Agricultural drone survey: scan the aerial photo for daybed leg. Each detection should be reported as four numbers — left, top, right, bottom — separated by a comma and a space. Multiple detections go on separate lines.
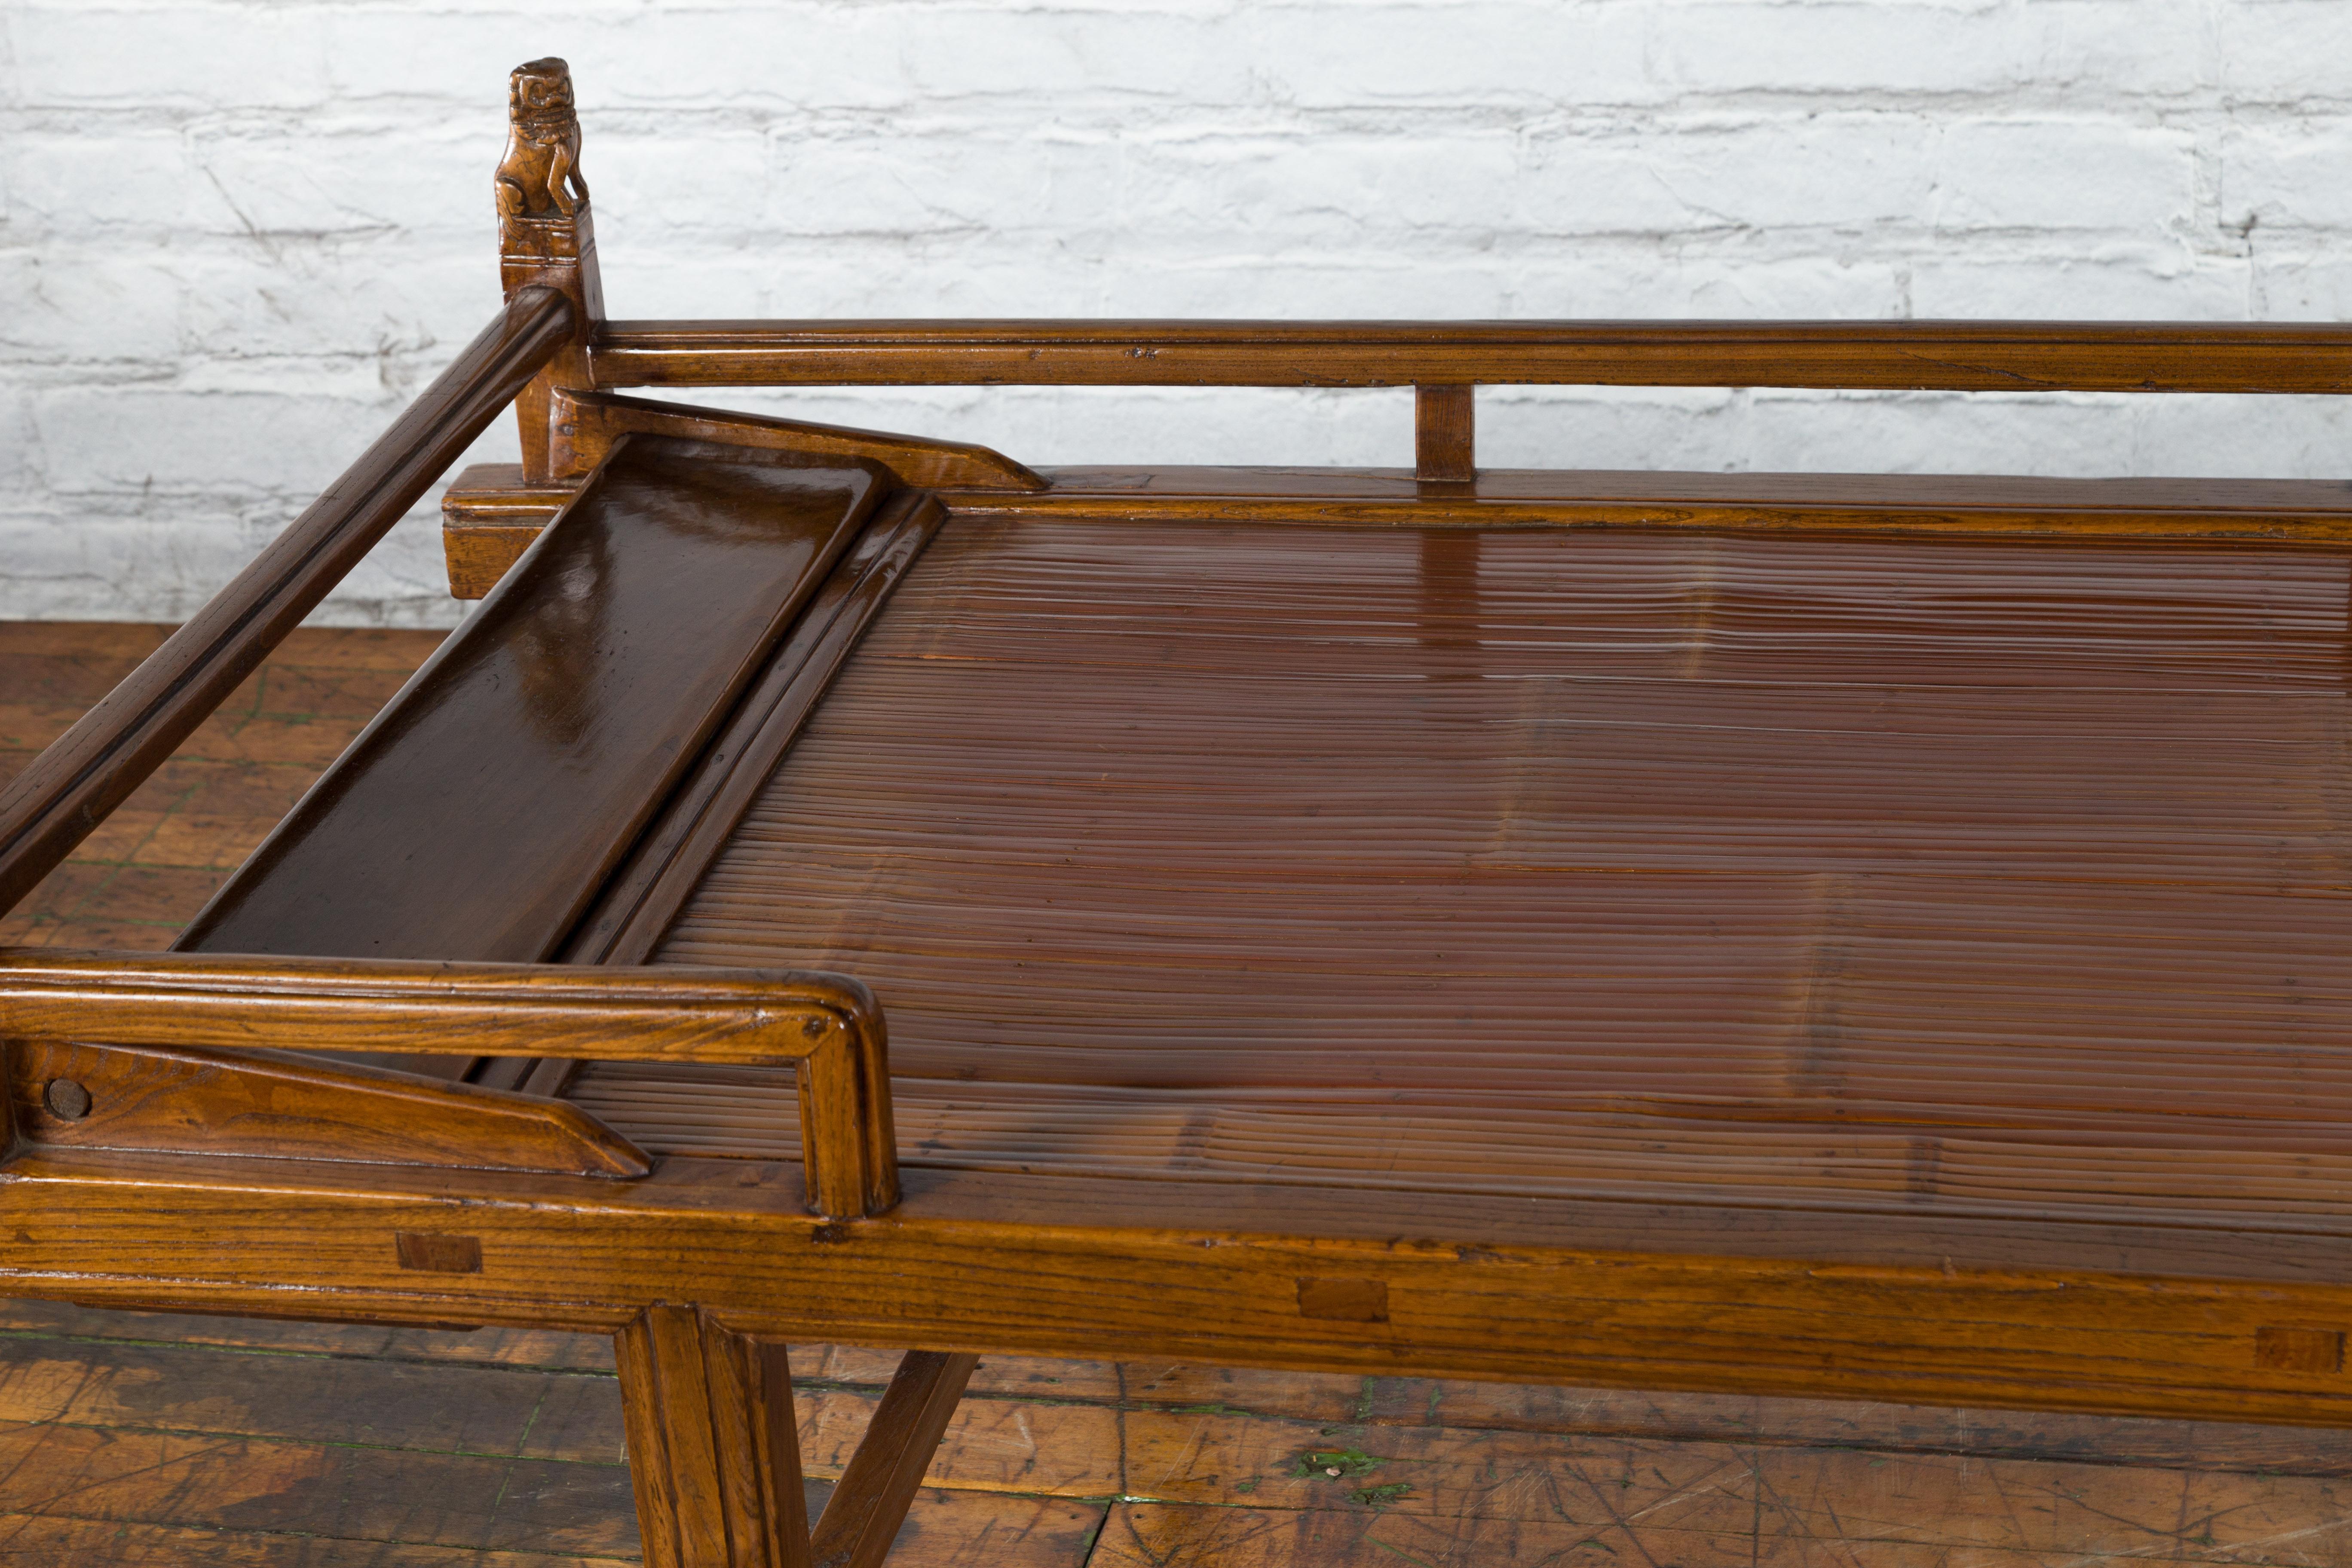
617, 1305, 812, 1568
808, 1350, 981, 1568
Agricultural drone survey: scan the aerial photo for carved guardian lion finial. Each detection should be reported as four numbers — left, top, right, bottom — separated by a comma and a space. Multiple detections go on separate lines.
496, 57, 588, 224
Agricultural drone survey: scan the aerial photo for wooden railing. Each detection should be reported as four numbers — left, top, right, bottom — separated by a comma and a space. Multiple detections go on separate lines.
0, 951, 899, 1219
588, 318, 2352, 394
0, 287, 576, 916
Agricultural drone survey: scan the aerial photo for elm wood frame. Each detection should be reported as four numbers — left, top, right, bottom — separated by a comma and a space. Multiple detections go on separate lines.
18, 51, 2352, 1568
0, 953, 898, 1221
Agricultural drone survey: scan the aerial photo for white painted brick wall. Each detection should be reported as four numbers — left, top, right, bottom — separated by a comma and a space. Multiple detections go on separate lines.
3, 0, 2349, 626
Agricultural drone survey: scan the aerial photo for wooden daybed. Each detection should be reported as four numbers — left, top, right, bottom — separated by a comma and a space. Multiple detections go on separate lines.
10, 58, 2352, 1567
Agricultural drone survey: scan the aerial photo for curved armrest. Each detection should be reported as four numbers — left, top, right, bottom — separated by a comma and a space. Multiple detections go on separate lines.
0, 951, 897, 1219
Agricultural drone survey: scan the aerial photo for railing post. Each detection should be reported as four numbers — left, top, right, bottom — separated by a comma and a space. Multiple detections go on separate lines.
496, 57, 606, 484
1415, 383, 1476, 482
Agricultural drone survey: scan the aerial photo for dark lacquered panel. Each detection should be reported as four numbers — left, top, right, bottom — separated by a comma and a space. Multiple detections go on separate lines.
181, 435, 879, 965
576, 520, 2352, 1229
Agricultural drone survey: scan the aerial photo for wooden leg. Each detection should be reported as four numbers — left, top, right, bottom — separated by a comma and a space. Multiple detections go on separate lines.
617, 1305, 812, 1568
809, 1350, 981, 1568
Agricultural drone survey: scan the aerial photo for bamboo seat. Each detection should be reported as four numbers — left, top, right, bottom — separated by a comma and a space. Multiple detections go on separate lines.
568, 518, 2352, 1239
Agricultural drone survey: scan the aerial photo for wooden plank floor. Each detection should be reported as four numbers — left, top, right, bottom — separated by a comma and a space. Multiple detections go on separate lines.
7, 619, 2352, 1566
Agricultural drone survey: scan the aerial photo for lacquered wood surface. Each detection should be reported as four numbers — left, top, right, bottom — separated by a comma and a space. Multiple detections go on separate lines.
24, 1144, 2352, 1424
966, 464, 2352, 539
0, 625, 450, 955
0, 288, 572, 918
444, 463, 2352, 605
591, 318, 2352, 392
581, 517, 2352, 1239
0, 949, 898, 1219
1412, 386, 1475, 482
441, 461, 582, 597
566, 490, 948, 972
619, 1305, 810, 1568
553, 391, 1042, 491
4, 1032, 650, 1179
55, 52, 2352, 1561
496, 57, 602, 485
181, 435, 881, 971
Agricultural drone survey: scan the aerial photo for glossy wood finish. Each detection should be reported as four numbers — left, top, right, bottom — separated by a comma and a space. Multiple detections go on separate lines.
445, 463, 2352, 602
35, 54, 2352, 1568
5, 1033, 649, 1179
564, 490, 947, 972
608, 520, 2352, 1239
619, 1305, 810, 1568
20, 1147, 2352, 1426
0, 624, 450, 957
551, 391, 1043, 492
441, 461, 579, 596
498, 58, 603, 485
1413, 384, 1474, 481
468, 481, 946, 1101
0, 949, 897, 1219
182, 436, 882, 979
592, 318, 2352, 392
958, 464, 2352, 538
0, 287, 572, 919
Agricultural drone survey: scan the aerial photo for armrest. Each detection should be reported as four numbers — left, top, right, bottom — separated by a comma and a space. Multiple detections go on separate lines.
0, 951, 897, 1220
0, 287, 574, 918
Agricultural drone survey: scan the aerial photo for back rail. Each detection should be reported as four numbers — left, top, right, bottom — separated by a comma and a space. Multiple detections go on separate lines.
591, 318, 2352, 395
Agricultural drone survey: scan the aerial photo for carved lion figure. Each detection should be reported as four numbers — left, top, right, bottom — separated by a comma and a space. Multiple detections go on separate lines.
496, 57, 589, 220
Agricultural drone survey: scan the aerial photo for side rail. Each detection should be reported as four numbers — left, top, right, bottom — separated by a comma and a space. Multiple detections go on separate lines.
0, 952, 899, 1220
0, 287, 575, 915
584, 318, 2352, 487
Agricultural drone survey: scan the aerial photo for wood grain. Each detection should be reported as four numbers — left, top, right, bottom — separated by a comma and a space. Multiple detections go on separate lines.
956, 463, 2352, 539
619, 519, 2352, 1238
23, 1146, 2352, 1425
497, 57, 602, 486
33, 52, 2352, 1556
442, 463, 580, 597
446, 465, 2352, 601
0, 288, 571, 918
1118, 1406, 2352, 1547
0, 1418, 638, 1556
181, 436, 883, 983
1090, 1501, 2330, 1568
551, 392, 1042, 493
0, 951, 897, 1219
617, 1305, 808, 1568
0, 623, 436, 950
589, 318, 2352, 392
0, 1519, 638, 1568
564, 491, 946, 972
4, 1033, 649, 1179
22, 1284, 2352, 1567
1413, 385, 1474, 481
